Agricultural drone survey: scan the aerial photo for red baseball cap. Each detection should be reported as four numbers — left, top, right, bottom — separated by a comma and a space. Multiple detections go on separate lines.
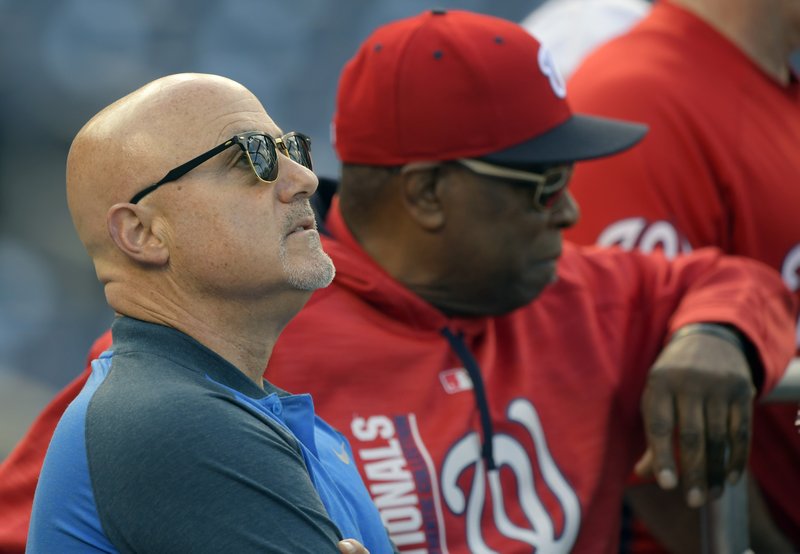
333, 9, 647, 167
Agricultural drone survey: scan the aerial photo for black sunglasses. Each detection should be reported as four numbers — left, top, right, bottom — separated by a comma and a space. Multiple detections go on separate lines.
129, 131, 312, 204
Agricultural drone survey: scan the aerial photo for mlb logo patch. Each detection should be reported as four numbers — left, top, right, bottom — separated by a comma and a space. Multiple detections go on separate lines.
439, 368, 473, 394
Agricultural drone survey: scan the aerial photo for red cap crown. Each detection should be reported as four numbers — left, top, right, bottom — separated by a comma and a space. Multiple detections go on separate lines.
333, 10, 572, 165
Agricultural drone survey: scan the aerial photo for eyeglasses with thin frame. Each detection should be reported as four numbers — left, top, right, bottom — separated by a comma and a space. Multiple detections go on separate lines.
402, 158, 573, 211
128, 131, 313, 204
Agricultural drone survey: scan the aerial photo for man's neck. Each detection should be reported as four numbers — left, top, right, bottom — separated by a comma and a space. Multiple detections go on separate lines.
671, 0, 794, 85
111, 288, 308, 386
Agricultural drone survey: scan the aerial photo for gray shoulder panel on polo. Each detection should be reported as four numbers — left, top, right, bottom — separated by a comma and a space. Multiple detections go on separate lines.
85, 317, 342, 553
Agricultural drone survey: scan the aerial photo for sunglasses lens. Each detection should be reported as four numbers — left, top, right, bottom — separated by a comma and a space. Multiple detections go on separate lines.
283, 134, 313, 171
246, 136, 278, 181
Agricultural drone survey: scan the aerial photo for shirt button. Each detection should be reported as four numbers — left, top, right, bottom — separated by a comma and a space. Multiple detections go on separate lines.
271, 402, 283, 416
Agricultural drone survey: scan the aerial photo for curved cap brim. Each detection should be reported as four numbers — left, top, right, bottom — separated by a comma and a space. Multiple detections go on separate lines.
480, 114, 648, 167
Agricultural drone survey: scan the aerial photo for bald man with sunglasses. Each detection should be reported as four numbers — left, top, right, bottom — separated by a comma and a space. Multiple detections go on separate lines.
25, 73, 393, 554
1, 10, 797, 554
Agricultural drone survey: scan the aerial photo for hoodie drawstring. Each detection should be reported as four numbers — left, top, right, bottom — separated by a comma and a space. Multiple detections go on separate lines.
441, 327, 497, 471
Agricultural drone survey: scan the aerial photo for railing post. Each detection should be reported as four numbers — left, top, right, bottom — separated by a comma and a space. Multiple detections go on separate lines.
700, 474, 751, 554
764, 357, 800, 402
700, 355, 800, 554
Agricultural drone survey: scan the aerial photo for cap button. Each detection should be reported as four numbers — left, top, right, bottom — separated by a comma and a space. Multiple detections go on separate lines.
431, 8, 447, 15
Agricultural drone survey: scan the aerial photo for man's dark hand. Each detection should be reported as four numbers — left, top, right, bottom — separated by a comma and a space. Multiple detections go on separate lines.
640, 328, 755, 508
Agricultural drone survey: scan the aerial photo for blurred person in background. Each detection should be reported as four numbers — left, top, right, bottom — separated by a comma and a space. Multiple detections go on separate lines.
565, 0, 800, 551
25, 72, 391, 554
1, 9, 798, 553
521, 0, 651, 79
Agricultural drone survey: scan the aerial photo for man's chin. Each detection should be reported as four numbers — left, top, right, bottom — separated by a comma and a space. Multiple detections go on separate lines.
284, 253, 336, 291
496, 272, 558, 315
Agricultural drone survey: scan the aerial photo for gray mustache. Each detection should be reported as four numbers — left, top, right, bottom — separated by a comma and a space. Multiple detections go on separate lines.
283, 200, 317, 234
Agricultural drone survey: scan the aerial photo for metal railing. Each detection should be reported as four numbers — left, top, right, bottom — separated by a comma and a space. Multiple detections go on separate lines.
700, 357, 800, 554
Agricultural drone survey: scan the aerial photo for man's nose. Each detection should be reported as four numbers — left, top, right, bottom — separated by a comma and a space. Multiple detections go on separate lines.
552, 190, 580, 229
275, 156, 318, 203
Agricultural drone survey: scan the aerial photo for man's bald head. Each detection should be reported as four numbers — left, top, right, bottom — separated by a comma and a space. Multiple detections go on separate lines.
63, 71, 330, 375
66, 73, 267, 259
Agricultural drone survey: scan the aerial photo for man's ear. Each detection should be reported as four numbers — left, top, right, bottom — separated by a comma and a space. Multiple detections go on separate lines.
401, 168, 446, 231
106, 203, 169, 266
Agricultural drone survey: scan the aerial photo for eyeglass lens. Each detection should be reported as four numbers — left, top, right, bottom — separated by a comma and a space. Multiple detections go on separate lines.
535, 167, 572, 210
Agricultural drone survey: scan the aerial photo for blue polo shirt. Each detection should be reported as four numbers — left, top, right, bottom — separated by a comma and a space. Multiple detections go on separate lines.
28, 316, 394, 553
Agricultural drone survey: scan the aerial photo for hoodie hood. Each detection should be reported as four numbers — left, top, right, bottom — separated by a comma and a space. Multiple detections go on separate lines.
318, 196, 491, 338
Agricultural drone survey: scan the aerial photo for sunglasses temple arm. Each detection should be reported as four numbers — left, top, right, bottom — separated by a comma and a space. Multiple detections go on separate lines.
158, 140, 236, 186
129, 140, 239, 204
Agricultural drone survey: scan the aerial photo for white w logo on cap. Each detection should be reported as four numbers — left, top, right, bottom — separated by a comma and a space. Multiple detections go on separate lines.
538, 45, 567, 99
